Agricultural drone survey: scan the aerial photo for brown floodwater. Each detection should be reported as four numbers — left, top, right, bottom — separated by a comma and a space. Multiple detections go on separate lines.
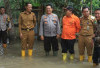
0, 40, 99, 68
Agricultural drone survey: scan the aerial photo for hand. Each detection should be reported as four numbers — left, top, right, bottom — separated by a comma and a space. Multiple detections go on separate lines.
40, 36, 44, 40
7, 28, 11, 31
56, 34, 60, 39
76, 33, 79, 36
76, 33, 79, 38
20, 33, 23, 39
92, 34, 95, 38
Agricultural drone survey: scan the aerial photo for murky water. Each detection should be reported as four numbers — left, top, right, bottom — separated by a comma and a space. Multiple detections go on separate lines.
0, 40, 99, 68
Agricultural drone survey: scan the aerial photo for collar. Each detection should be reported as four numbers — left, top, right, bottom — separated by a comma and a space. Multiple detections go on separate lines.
97, 20, 100, 23
65, 14, 74, 18
24, 11, 31, 14
46, 13, 53, 16
70, 14, 74, 18
83, 15, 91, 20
0, 13, 5, 16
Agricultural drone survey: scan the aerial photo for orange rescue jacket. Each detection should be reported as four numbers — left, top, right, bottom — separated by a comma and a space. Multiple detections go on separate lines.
61, 14, 81, 40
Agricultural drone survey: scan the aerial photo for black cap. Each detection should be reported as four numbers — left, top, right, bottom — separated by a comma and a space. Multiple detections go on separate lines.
66, 6, 73, 11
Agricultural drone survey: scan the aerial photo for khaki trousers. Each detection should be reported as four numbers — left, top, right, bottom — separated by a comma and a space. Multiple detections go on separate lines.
78, 35, 93, 56
21, 30, 35, 50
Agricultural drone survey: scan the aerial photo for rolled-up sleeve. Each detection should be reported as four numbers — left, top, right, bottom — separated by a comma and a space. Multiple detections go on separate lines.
7, 15, 12, 29
39, 16, 44, 36
8, 22, 11, 29
93, 18, 97, 34
33, 13, 36, 27
18, 13, 22, 33
75, 17, 81, 33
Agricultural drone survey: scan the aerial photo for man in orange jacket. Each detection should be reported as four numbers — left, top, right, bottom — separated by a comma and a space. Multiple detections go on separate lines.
61, 6, 81, 62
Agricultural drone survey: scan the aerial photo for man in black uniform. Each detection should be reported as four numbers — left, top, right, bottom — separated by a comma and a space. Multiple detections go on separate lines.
0, 7, 11, 54
93, 8, 100, 67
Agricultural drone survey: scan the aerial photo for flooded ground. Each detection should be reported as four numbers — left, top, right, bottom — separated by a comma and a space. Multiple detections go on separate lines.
0, 40, 99, 68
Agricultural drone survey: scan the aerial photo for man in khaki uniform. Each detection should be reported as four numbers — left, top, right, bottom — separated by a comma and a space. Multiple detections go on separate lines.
78, 6, 97, 62
19, 3, 36, 57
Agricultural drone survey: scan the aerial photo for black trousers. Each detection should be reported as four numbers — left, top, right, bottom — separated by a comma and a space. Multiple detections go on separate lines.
61, 39, 76, 54
44, 36, 59, 52
0, 30, 7, 44
93, 43, 100, 64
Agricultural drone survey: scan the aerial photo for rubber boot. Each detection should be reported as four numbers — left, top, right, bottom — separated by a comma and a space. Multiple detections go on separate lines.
21, 50, 25, 57
53, 51, 58, 56
62, 53, 67, 62
3, 44, 7, 55
70, 54, 74, 60
3, 44, 7, 48
45, 51, 49, 56
88, 56, 92, 62
28, 49, 33, 57
93, 63, 99, 67
80, 55, 84, 61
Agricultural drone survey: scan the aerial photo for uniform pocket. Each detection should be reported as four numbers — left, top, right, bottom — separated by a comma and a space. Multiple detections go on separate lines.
44, 21, 48, 24
52, 20, 57, 27
52, 18, 57, 24
29, 15, 33, 21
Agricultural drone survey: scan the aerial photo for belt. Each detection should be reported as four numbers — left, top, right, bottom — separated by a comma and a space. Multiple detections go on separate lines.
94, 45, 100, 47
79, 35, 92, 37
21, 28, 34, 31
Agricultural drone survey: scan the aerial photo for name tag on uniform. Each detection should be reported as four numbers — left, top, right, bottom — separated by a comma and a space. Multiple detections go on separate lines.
87, 22, 89, 30
44, 20, 47, 24
3, 16, 7, 23
87, 26, 89, 30
44, 16, 47, 24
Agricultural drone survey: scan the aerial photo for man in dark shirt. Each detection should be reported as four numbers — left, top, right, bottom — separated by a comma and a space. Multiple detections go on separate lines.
93, 8, 100, 67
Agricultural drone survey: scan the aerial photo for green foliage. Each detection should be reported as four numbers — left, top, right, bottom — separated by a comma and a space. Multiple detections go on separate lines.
0, 0, 100, 18
88, 0, 100, 11
38, 0, 68, 17
0, 0, 4, 7
24, 0, 40, 7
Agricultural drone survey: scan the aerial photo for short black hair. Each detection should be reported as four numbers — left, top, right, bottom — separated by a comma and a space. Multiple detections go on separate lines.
25, 2, 32, 7
46, 4, 53, 8
95, 8, 100, 11
82, 6, 89, 12
66, 6, 74, 13
0, 6, 5, 9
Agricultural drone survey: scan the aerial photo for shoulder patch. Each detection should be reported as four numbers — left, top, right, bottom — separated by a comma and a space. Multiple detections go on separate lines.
63, 16, 66, 18
20, 12, 24, 16
44, 16, 47, 19
91, 16, 95, 19
31, 12, 35, 15
53, 16, 56, 18
52, 13, 57, 17
20, 12, 24, 14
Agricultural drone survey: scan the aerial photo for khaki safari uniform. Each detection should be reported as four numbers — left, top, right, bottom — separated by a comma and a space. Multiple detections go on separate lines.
19, 11, 36, 50
78, 15, 96, 56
